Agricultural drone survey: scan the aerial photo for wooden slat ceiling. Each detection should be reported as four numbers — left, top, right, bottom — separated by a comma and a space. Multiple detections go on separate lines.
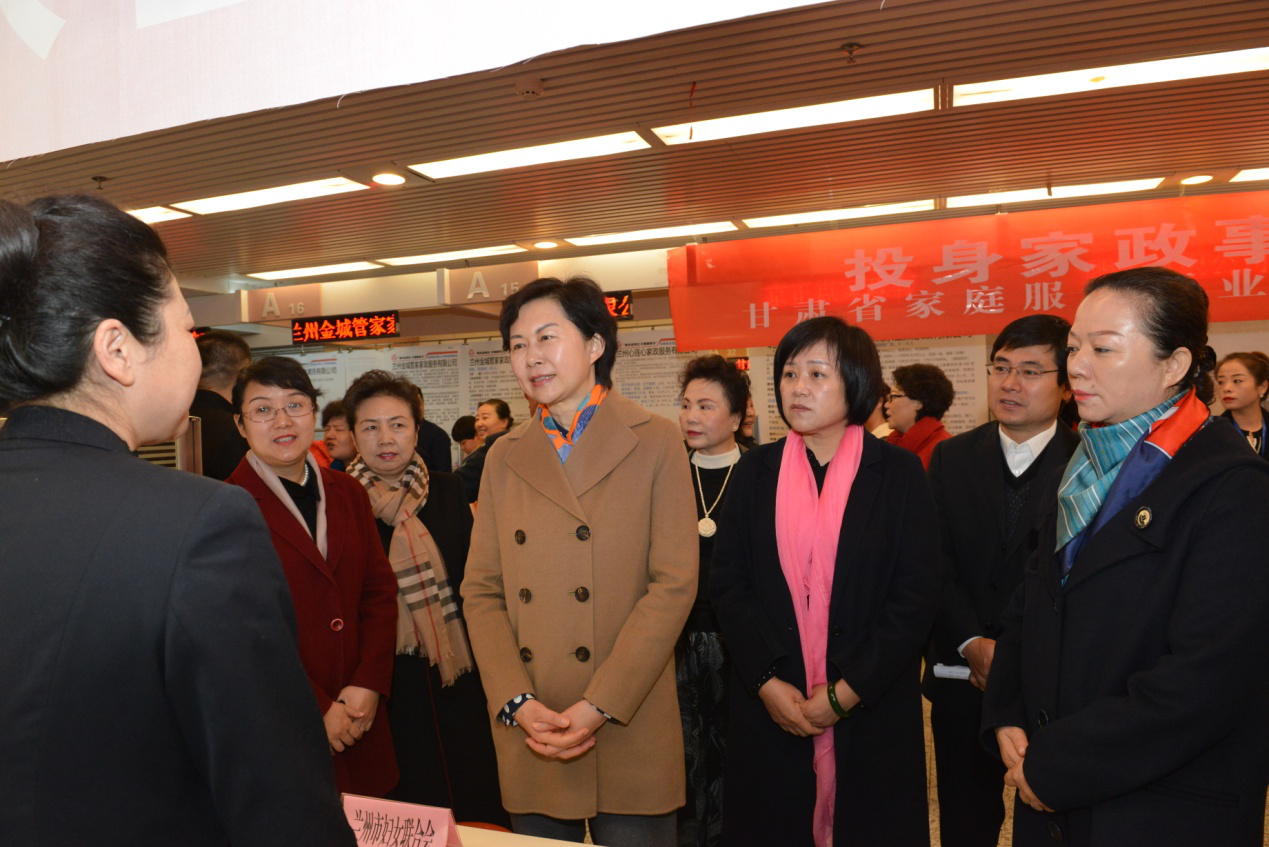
3, 0, 1268, 289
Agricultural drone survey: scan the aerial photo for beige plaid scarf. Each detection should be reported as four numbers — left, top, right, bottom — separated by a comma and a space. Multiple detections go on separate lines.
348, 453, 472, 685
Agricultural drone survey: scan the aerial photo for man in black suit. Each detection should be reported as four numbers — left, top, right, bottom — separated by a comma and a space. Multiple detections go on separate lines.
411, 389, 454, 473
190, 329, 252, 480
924, 314, 1077, 847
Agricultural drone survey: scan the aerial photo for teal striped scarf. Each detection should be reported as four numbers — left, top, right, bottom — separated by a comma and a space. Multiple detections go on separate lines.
1056, 393, 1182, 551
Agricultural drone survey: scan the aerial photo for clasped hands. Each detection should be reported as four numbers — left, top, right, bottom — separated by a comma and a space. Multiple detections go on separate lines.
757, 676, 860, 737
995, 726, 1055, 813
516, 699, 608, 760
324, 685, 380, 754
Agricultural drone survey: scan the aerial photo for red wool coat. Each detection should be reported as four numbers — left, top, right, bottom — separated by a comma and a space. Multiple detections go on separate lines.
887, 415, 952, 470
229, 458, 400, 797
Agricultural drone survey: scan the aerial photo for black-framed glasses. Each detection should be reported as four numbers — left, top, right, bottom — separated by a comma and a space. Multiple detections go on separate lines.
243, 400, 315, 423
886, 392, 907, 402
986, 364, 1060, 381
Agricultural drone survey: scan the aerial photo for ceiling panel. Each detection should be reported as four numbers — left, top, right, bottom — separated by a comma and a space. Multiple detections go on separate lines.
2, 0, 1267, 287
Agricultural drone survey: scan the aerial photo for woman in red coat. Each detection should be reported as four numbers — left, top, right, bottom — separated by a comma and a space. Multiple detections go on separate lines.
229, 356, 400, 797
885, 363, 955, 469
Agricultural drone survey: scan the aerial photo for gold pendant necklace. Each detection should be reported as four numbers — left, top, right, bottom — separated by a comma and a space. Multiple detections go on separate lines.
694, 454, 736, 538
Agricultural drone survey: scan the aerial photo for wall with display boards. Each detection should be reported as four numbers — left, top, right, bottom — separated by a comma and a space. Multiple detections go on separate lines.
279, 326, 1010, 467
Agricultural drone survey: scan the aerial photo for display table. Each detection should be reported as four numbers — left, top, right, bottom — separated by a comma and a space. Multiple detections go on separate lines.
456, 825, 594, 846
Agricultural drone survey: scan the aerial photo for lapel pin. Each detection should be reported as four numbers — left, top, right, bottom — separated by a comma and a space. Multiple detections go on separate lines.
1134, 507, 1152, 530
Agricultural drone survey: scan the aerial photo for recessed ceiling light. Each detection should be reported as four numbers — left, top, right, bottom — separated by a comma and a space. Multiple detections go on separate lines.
376, 245, 527, 266
171, 177, 368, 215
1179, 174, 1214, 185
127, 206, 191, 224
1231, 167, 1269, 182
408, 132, 650, 180
953, 46, 1269, 106
247, 261, 384, 281
652, 89, 935, 145
567, 222, 737, 247
946, 177, 1164, 208
744, 199, 936, 229
533, 240, 561, 249
371, 172, 407, 186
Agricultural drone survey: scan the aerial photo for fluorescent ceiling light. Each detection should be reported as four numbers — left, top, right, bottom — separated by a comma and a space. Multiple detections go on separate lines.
652, 89, 935, 145
172, 177, 368, 215
247, 261, 383, 281
128, 206, 191, 224
744, 199, 936, 229
946, 177, 1164, 209
953, 46, 1269, 106
567, 221, 737, 247
408, 132, 649, 179
1179, 174, 1214, 185
377, 245, 526, 266
1231, 167, 1269, 182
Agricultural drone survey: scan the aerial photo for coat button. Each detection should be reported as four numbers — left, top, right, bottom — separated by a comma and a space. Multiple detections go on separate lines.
514, 529, 526, 544
574, 646, 591, 662
1048, 820, 1063, 843
829, 625, 843, 636
574, 586, 590, 602
330, 618, 344, 632
518, 588, 532, 603
575, 525, 591, 541
519, 647, 533, 662
1037, 709, 1049, 728
989, 581, 998, 591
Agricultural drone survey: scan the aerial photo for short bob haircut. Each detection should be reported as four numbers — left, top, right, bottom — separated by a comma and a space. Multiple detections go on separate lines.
892, 363, 955, 422
451, 415, 477, 443
1085, 267, 1215, 404
679, 354, 751, 417
773, 316, 883, 428
499, 276, 619, 388
231, 356, 321, 415
321, 399, 349, 428
478, 398, 514, 429
0, 193, 172, 413
991, 314, 1073, 384
343, 369, 424, 428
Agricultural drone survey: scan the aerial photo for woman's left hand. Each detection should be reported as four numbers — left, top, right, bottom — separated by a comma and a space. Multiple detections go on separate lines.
802, 680, 860, 728
337, 685, 380, 736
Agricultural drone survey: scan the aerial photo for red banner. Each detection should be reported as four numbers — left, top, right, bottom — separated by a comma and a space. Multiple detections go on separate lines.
667, 191, 1269, 351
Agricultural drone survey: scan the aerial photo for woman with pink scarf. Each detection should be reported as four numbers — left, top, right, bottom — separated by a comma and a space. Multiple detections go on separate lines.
711, 317, 939, 847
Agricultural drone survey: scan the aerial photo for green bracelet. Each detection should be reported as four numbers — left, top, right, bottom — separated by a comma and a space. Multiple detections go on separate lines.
825, 679, 854, 719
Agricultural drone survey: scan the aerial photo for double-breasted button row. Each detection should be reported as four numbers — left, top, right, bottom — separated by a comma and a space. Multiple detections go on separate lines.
520, 647, 533, 662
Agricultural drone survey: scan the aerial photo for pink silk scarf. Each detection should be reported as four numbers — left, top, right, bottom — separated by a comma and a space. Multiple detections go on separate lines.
775, 425, 865, 847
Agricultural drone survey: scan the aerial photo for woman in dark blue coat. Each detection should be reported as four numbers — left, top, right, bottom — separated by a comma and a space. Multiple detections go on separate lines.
982, 267, 1269, 847
711, 317, 938, 847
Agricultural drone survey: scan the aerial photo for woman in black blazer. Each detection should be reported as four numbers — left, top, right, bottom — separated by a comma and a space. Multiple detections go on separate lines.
0, 194, 352, 846
711, 317, 938, 847
982, 267, 1269, 847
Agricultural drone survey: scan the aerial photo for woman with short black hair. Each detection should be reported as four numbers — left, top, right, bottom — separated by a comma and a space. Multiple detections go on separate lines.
885, 362, 955, 468
983, 267, 1269, 846
229, 356, 400, 798
0, 194, 353, 845
711, 316, 938, 847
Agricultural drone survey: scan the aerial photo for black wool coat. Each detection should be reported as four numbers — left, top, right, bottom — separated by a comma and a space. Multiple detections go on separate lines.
710, 433, 939, 847
982, 420, 1269, 847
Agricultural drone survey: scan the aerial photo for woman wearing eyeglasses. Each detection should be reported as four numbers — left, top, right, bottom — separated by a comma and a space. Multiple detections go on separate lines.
229, 356, 400, 797
885, 363, 955, 469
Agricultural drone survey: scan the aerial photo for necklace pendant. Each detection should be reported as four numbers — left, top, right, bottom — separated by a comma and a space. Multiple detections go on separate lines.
698, 517, 717, 538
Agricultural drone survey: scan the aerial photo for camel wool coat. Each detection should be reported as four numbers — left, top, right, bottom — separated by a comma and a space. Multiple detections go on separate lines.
461, 390, 698, 819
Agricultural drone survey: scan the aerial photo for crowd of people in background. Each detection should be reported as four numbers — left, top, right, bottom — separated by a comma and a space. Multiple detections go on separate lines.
3, 193, 1268, 847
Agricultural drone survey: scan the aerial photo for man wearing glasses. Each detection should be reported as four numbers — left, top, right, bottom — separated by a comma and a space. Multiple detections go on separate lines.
923, 314, 1077, 847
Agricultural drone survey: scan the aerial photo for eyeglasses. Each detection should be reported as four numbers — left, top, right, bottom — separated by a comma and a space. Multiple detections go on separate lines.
986, 364, 1060, 381
243, 399, 315, 423
886, 392, 907, 402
